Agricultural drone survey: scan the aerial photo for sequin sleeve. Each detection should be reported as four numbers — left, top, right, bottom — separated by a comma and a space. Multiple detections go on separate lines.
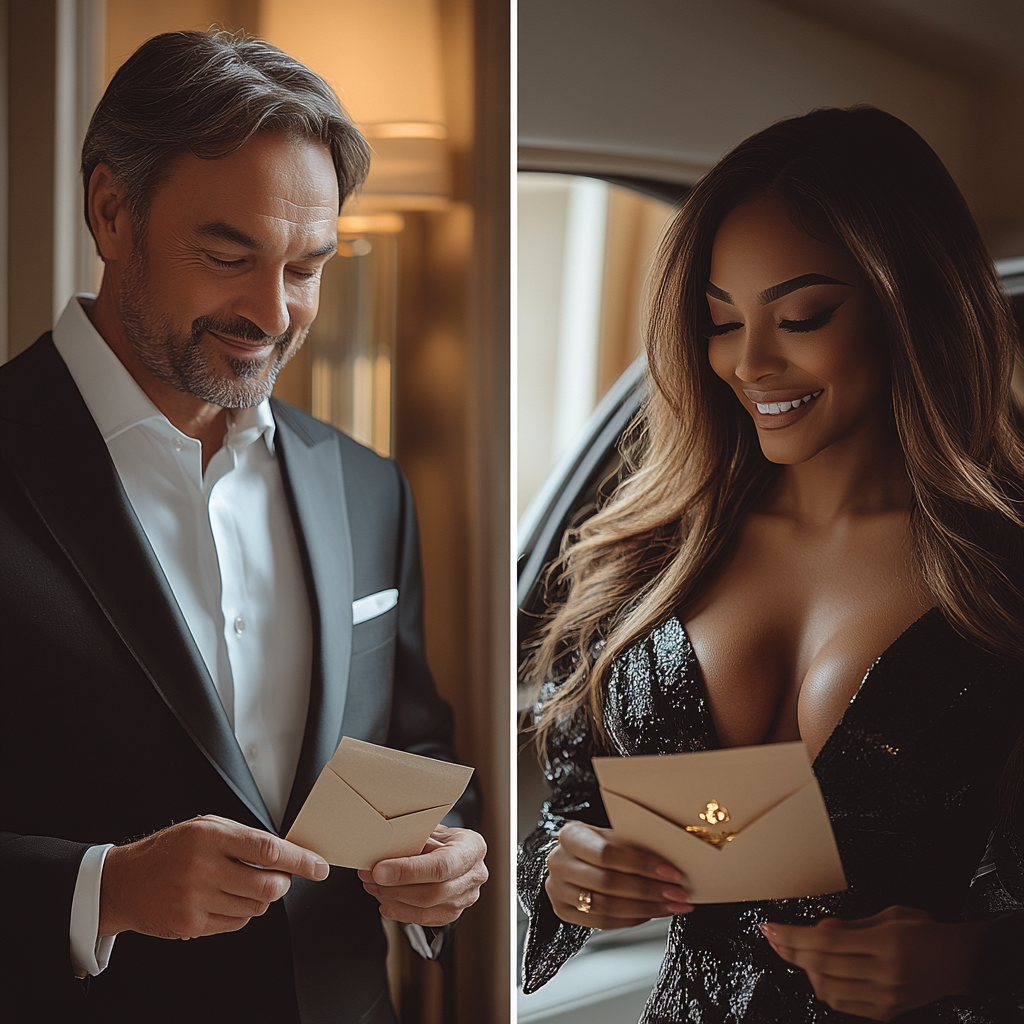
960, 740, 1024, 1015
518, 682, 611, 994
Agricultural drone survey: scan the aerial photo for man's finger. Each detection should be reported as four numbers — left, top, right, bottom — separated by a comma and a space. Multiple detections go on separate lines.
377, 900, 465, 928
371, 828, 485, 886
362, 878, 467, 909
229, 828, 330, 882
220, 861, 294, 904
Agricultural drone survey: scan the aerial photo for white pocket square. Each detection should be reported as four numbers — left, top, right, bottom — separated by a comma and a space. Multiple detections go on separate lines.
352, 588, 398, 624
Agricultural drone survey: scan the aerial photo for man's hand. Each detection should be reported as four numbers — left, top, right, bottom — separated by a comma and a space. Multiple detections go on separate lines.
357, 825, 487, 927
98, 814, 330, 940
762, 905, 986, 1022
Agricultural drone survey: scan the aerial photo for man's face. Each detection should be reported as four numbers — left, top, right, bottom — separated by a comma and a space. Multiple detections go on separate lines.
118, 132, 339, 408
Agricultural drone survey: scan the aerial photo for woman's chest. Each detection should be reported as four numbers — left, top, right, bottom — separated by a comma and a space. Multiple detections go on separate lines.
683, 514, 933, 758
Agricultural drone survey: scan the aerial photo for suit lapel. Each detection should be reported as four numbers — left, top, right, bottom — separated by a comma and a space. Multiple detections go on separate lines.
272, 403, 354, 835
0, 338, 274, 830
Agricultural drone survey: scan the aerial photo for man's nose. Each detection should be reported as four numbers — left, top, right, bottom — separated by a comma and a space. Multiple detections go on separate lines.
234, 271, 291, 339
733, 324, 786, 382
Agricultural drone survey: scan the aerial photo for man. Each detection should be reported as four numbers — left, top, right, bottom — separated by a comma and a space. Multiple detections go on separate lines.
0, 30, 486, 1024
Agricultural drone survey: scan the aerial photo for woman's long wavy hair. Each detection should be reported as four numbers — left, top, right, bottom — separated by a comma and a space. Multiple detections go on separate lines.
526, 106, 1024, 759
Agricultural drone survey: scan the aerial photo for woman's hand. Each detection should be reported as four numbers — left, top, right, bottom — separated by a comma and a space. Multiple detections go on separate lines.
762, 905, 986, 1021
545, 821, 693, 929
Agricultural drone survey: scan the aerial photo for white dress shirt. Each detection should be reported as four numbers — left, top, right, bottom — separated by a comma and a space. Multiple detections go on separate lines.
53, 295, 313, 975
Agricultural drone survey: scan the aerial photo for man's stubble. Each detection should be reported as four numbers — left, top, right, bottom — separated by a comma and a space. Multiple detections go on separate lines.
118, 241, 306, 409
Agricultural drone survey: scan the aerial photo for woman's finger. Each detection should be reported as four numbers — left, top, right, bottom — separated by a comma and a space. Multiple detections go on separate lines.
546, 880, 666, 929
769, 941, 879, 982
546, 844, 690, 905
546, 874, 686, 920
763, 920, 879, 957
557, 821, 686, 883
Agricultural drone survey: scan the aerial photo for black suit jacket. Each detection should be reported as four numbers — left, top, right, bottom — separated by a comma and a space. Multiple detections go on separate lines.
0, 336, 474, 1023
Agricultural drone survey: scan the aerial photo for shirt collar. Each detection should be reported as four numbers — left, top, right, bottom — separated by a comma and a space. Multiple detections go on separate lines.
51, 295, 276, 454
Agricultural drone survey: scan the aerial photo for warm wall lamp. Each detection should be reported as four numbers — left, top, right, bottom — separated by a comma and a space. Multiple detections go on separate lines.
261, 0, 452, 454
261, 0, 452, 212
357, 122, 452, 211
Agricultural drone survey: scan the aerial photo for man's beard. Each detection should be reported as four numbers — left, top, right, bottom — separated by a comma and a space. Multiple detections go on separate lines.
118, 245, 304, 409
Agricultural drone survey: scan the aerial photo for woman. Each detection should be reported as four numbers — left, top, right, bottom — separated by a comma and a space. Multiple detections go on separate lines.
519, 106, 1024, 1022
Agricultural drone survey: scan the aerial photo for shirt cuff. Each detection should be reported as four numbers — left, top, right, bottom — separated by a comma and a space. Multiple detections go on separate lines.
70, 844, 117, 978
402, 922, 446, 960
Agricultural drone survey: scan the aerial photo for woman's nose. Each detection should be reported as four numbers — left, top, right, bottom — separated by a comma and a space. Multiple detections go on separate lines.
733, 324, 787, 382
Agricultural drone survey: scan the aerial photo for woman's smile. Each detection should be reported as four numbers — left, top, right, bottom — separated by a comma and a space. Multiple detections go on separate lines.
745, 387, 823, 422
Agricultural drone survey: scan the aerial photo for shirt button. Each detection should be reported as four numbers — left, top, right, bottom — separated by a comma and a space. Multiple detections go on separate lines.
234, 617, 245, 634
171, 437, 184, 452
246, 744, 258, 761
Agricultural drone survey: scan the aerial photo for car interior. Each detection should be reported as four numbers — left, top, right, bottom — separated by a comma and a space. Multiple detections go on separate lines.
517, 3, 1024, 1020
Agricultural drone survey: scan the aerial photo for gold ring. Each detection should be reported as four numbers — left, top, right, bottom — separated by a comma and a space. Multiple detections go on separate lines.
577, 889, 593, 914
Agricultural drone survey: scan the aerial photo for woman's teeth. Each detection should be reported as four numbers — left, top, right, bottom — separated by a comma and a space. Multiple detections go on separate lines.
756, 390, 822, 415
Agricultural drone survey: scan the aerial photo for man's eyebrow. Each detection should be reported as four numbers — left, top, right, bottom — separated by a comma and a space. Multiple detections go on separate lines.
706, 273, 852, 306
301, 241, 338, 260
195, 223, 337, 261
196, 221, 263, 251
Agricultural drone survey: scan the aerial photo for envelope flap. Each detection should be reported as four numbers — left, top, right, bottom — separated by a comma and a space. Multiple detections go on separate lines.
385, 804, 455, 856
593, 741, 812, 831
326, 736, 474, 819
285, 764, 394, 867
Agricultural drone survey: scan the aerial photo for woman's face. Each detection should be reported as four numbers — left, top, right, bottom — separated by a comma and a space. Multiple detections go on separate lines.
706, 196, 889, 466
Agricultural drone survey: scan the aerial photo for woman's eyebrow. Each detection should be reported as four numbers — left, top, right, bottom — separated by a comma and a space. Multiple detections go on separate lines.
759, 273, 852, 304
706, 273, 852, 306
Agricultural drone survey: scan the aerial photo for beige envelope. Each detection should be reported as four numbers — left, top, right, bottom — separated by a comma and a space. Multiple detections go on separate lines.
592, 742, 847, 903
285, 737, 474, 870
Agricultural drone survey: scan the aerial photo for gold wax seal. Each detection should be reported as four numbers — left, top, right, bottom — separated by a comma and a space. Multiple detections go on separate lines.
684, 799, 737, 849
698, 800, 729, 825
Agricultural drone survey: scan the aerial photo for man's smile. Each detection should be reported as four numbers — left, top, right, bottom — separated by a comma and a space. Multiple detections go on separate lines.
204, 328, 278, 359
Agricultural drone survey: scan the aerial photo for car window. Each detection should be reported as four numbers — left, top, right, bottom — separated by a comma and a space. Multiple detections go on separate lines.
518, 172, 675, 517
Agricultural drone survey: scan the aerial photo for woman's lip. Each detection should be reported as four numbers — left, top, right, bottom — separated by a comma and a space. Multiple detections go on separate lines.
749, 391, 821, 430
206, 330, 275, 358
742, 387, 821, 403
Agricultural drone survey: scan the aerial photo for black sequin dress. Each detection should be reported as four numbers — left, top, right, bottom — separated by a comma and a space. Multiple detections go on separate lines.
519, 610, 1024, 1022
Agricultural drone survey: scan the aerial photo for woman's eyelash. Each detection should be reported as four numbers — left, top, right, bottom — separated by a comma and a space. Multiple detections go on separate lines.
778, 304, 841, 333
703, 302, 843, 338
703, 321, 741, 338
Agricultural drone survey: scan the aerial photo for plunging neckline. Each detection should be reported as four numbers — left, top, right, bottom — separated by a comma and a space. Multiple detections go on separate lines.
674, 605, 942, 769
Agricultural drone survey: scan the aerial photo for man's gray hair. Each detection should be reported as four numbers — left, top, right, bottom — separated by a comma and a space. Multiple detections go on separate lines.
81, 29, 370, 237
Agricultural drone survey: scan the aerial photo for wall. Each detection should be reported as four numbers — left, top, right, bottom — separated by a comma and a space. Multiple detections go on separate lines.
5, 3, 56, 359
